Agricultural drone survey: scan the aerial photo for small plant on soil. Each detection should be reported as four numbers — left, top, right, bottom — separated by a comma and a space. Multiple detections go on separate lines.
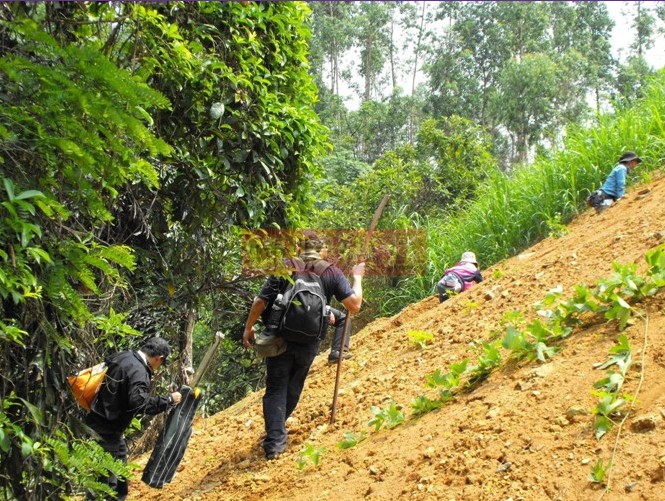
296, 443, 325, 470
426, 360, 468, 390
467, 341, 502, 385
545, 212, 569, 238
461, 299, 480, 315
411, 361, 468, 415
337, 431, 366, 450
368, 401, 404, 431
492, 268, 504, 279
410, 394, 444, 416
645, 244, 665, 280
525, 319, 562, 361
592, 392, 626, 440
588, 458, 612, 485
407, 329, 435, 349
591, 334, 632, 440
594, 262, 647, 330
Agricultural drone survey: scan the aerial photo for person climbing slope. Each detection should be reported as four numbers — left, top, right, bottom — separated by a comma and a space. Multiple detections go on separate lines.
436, 251, 483, 303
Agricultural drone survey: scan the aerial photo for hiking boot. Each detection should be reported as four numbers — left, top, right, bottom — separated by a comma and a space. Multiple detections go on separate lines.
266, 450, 283, 460
328, 351, 352, 363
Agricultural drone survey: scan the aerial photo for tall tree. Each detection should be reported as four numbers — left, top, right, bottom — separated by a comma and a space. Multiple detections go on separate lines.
570, 2, 615, 113
495, 1, 551, 61
307, 1, 356, 98
0, 2, 328, 498
490, 53, 560, 163
629, 0, 656, 57
433, 1, 510, 126
354, 1, 392, 103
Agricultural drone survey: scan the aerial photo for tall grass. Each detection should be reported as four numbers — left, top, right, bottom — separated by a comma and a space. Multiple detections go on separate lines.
399, 70, 665, 305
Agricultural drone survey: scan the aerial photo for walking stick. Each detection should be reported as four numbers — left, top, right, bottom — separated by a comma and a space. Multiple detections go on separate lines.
330, 195, 389, 424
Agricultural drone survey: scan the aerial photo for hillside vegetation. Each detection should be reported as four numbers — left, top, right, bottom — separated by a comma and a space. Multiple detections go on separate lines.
132, 171, 665, 500
2, 4, 665, 498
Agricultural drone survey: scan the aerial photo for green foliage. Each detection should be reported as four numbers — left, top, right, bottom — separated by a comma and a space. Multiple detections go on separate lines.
594, 262, 646, 330
501, 326, 536, 361
545, 213, 569, 238
414, 116, 499, 214
467, 342, 502, 385
588, 458, 612, 485
0, 395, 129, 499
296, 443, 325, 470
193, 326, 261, 415
0, 10, 172, 497
426, 360, 468, 390
45, 433, 131, 498
0, 2, 329, 497
367, 401, 405, 432
592, 392, 626, 440
337, 431, 367, 450
591, 335, 632, 441
410, 395, 444, 417
407, 330, 435, 349
490, 53, 561, 161
0, 179, 49, 307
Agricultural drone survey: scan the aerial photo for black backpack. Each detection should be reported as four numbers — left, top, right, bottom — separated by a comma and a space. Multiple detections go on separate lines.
277, 257, 331, 344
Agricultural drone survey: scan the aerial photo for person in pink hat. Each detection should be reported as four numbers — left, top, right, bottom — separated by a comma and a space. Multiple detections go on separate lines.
436, 251, 484, 303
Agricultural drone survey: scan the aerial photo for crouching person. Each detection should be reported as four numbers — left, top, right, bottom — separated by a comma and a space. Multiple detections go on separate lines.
85, 337, 182, 500
436, 251, 483, 303
587, 151, 642, 213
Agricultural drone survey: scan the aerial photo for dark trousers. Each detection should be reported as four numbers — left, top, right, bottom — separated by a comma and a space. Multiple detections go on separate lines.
86, 434, 128, 500
329, 307, 350, 354
436, 284, 453, 303
262, 341, 319, 455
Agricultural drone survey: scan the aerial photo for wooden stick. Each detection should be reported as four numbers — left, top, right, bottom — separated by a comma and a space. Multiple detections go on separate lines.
330, 195, 389, 424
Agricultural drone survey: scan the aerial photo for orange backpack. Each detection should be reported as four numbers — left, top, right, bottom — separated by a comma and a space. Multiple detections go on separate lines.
68, 362, 108, 411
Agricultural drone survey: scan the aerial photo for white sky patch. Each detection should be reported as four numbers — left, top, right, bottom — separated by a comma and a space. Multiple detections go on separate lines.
605, 0, 664, 68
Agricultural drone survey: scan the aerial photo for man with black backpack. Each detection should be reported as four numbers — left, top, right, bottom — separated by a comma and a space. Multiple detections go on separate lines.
242, 232, 365, 460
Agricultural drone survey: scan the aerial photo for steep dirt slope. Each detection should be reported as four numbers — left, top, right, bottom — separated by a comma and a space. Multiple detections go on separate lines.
132, 173, 665, 501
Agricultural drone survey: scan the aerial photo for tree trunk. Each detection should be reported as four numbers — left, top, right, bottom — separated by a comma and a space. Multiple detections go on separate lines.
179, 307, 196, 385
364, 35, 373, 102
408, 2, 427, 142
389, 14, 396, 91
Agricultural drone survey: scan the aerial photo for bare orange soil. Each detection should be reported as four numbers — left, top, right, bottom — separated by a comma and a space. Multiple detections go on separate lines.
131, 173, 665, 501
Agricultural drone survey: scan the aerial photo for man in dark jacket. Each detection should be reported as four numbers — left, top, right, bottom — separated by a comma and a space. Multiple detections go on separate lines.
85, 337, 182, 500
243, 233, 365, 460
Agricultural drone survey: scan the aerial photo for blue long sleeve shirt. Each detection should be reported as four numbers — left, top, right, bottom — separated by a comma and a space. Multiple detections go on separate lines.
601, 163, 628, 199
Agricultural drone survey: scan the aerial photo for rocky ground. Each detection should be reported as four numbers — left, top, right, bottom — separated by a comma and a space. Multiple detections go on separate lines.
131, 172, 665, 501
